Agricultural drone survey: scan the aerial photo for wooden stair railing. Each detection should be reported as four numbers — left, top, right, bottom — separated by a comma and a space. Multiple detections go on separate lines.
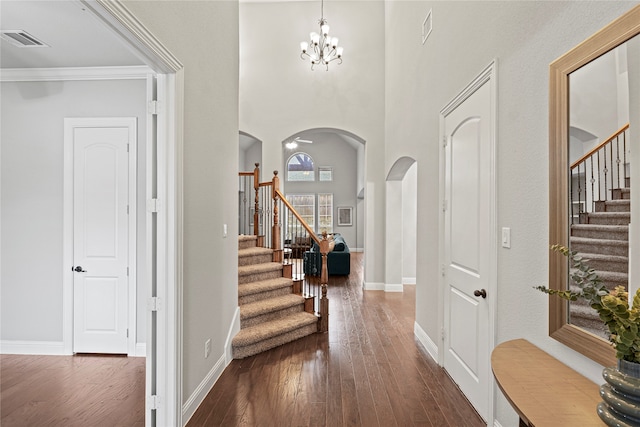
570, 123, 629, 224
238, 164, 330, 332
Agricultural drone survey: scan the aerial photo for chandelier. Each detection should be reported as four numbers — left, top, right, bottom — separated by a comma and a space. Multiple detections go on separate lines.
299, 0, 343, 70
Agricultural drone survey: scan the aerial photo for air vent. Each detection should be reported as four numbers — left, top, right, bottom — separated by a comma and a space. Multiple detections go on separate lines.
0, 30, 49, 48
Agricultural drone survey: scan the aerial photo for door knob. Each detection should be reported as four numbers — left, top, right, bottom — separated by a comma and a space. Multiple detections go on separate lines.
474, 289, 487, 299
73, 266, 87, 273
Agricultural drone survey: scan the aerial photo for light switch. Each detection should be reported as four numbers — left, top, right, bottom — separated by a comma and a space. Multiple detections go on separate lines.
502, 227, 511, 249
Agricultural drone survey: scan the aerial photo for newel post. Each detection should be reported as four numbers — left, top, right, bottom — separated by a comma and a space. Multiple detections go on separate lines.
272, 171, 281, 250
319, 231, 330, 332
253, 163, 260, 236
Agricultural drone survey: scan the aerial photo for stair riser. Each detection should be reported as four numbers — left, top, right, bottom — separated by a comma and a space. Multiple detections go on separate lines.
232, 322, 318, 359
238, 253, 273, 266
571, 228, 628, 241
572, 278, 628, 290
239, 286, 293, 305
242, 304, 305, 328
238, 239, 257, 250
570, 241, 629, 257
587, 215, 630, 226
239, 270, 283, 285
612, 188, 631, 200
595, 202, 631, 213
578, 258, 628, 273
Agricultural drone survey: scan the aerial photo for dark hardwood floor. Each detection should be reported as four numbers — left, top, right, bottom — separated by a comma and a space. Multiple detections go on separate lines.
0, 352, 145, 426
187, 253, 485, 427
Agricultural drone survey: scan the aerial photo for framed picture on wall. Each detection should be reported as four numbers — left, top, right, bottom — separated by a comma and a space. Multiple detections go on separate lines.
337, 207, 353, 226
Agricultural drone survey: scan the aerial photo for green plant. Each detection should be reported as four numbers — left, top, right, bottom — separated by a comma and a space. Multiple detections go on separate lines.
535, 244, 640, 363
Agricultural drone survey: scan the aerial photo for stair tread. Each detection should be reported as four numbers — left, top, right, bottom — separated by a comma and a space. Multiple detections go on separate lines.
571, 224, 629, 230
239, 247, 273, 257
238, 262, 283, 276
587, 212, 630, 217
573, 252, 628, 262
232, 312, 318, 347
570, 236, 629, 246
238, 277, 293, 297
240, 294, 305, 319
238, 234, 258, 242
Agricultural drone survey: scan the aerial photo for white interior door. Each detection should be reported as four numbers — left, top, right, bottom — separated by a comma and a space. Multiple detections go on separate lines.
441, 66, 495, 422
72, 118, 136, 354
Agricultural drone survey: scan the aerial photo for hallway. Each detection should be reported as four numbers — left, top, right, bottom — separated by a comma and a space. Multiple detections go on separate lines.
188, 253, 485, 426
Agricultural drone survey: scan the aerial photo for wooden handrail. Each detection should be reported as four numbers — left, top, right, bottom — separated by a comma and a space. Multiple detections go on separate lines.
570, 123, 629, 169
274, 188, 322, 247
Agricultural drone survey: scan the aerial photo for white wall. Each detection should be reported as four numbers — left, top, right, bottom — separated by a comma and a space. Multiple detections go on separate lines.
402, 162, 417, 283
0, 78, 147, 347
122, 0, 240, 414
240, 1, 386, 286
384, 1, 638, 425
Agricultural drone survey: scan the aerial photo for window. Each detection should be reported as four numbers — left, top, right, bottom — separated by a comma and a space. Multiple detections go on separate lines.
318, 193, 333, 233
286, 194, 315, 235
286, 193, 333, 234
319, 166, 333, 181
287, 153, 314, 181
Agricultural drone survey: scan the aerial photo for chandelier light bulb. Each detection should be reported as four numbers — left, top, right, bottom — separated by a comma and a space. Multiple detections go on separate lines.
299, 0, 343, 70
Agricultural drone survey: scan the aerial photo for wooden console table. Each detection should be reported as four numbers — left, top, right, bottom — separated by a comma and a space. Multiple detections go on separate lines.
491, 339, 603, 426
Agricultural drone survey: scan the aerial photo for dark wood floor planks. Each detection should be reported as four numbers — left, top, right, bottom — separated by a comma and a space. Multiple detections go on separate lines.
188, 253, 485, 427
0, 353, 145, 427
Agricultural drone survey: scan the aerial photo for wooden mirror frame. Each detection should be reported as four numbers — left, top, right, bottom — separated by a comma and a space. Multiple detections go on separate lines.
549, 5, 640, 367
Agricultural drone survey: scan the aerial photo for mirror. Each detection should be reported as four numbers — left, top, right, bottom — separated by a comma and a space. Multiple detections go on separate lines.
549, 5, 640, 366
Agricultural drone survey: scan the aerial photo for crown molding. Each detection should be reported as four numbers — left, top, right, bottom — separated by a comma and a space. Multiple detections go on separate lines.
0, 65, 153, 82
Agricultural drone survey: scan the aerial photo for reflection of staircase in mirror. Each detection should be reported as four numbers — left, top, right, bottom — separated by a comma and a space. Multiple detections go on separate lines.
570, 176, 630, 339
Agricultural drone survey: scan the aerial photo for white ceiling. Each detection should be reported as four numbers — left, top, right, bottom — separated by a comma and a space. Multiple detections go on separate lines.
0, 1, 143, 69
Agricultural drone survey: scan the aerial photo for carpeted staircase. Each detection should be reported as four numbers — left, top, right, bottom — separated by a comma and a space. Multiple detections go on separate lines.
569, 178, 630, 338
232, 235, 318, 359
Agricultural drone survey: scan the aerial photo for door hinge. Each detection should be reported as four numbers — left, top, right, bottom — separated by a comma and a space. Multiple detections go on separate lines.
127, 143, 130, 153
148, 394, 159, 411
126, 328, 129, 338
442, 200, 447, 212
441, 264, 445, 277
442, 136, 448, 147
126, 267, 129, 276
127, 205, 129, 215
148, 297, 162, 312
441, 327, 446, 341
147, 198, 160, 213
148, 100, 159, 115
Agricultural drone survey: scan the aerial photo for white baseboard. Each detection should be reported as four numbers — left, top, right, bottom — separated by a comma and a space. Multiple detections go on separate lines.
493, 421, 503, 427
134, 343, 146, 357
225, 307, 241, 365
363, 281, 384, 291
182, 354, 226, 425
0, 340, 69, 355
403, 277, 416, 285
385, 283, 404, 292
413, 322, 438, 363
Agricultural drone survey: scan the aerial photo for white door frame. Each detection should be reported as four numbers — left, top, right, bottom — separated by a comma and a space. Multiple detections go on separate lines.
64, 117, 138, 356
80, 1, 184, 426
438, 60, 498, 425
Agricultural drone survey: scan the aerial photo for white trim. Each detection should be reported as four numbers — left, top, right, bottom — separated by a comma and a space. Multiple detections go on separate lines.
0, 340, 69, 355
363, 282, 384, 291
350, 247, 364, 252
403, 277, 416, 285
63, 117, 138, 357
135, 343, 147, 357
413, 322, 438, 363
181, 354, 226, 426
225, 307, 241, 365
385, 283, 404, 292
0, 66, 152, 82
493, 421, 504, 427
438, 59, 498, 426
